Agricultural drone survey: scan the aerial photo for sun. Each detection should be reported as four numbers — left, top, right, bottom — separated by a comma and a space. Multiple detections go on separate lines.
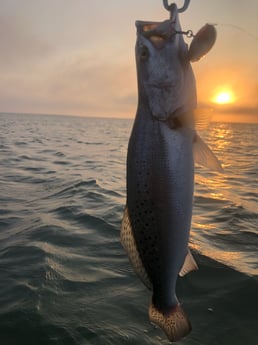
212, 89, 235, 105
215, 92, 232, 104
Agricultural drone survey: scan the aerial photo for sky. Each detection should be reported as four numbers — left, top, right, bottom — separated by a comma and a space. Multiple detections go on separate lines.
1, 0, 257, 122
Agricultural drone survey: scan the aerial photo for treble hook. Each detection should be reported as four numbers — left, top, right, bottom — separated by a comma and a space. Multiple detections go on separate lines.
163, 0, 191, 13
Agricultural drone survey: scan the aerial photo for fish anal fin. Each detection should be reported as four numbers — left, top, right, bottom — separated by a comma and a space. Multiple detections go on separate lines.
149, 303, 191, 342
194, 133, 224, 172
120, 206, 152, 289
179, 249, 198, 277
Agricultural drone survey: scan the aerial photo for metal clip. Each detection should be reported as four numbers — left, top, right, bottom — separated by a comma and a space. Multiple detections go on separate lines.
175, 29, 195, 38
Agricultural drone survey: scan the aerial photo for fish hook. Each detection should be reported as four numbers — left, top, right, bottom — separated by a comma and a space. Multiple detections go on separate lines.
163, 0, 191, 13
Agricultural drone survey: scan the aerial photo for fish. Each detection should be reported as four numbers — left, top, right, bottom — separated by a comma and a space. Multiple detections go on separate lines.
121, 5, 221, 342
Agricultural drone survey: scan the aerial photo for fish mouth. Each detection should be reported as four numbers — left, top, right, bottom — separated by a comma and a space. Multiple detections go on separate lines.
136, 20, 176, 41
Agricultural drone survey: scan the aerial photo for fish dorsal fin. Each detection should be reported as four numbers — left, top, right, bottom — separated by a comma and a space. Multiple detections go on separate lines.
120, 206, 152, 289
179, 249, 198, 277
193, 134, 224, 172
194, 108, 213, 131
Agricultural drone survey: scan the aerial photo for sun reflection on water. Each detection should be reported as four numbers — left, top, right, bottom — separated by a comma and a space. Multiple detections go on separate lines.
192, 122, 258, 276
208, 125, 233, 153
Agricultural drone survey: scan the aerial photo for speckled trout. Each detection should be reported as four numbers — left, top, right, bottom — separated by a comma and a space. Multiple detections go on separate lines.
121, 5, 221, 342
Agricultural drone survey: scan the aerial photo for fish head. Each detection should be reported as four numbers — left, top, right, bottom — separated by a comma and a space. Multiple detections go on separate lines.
135, 8, 197, 121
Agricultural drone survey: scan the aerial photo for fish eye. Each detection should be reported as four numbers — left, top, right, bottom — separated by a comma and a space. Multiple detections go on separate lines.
140, 46, 149, 61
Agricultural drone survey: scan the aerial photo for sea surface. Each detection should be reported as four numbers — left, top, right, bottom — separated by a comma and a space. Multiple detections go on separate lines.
0, 113, 257, 345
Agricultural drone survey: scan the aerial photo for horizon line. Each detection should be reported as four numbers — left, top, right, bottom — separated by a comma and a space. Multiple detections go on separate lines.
0, 109, 257, 124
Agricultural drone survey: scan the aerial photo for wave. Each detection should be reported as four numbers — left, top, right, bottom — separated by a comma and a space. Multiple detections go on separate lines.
0, 115, 257, 344
1, 235, 257, 345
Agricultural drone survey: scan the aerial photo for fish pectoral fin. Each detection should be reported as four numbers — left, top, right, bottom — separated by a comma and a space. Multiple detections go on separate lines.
179, 249, 198, 277
120, 206, 152, 290
193, 134, 224, 172
149, 303, 191, 342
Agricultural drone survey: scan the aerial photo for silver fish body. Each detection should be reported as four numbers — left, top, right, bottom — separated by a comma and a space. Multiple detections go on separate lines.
121, 5, 218, 342
127, 116, 194, 310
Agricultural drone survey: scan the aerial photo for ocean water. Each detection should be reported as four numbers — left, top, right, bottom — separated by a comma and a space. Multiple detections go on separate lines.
0, 113, 257, 345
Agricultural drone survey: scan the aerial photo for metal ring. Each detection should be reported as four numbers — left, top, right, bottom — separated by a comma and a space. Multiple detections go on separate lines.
163, 0, 172, 11
163, 0, 191, 13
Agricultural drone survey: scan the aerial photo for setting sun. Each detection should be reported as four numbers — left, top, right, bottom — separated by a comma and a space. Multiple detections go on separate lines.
212, 89, 236, 105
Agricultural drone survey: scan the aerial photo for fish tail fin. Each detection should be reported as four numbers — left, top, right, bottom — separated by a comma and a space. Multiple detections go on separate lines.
149, 302, 191, 342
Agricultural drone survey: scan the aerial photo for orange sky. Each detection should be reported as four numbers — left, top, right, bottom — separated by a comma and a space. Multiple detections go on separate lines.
0, 0, 257, 122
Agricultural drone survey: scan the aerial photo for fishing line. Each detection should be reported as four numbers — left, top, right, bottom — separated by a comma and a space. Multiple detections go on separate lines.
215, 23, 258, 41
162, 1, 257, 41
179, 23, 258, 42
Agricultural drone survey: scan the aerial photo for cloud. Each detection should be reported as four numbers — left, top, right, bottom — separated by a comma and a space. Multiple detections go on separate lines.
0, 15, 53, 67
0, 49, 137, 117
0, 3, 137, 117
193, 59, 258, 109
38, 54, 137, 116
1, 0, 257, 118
